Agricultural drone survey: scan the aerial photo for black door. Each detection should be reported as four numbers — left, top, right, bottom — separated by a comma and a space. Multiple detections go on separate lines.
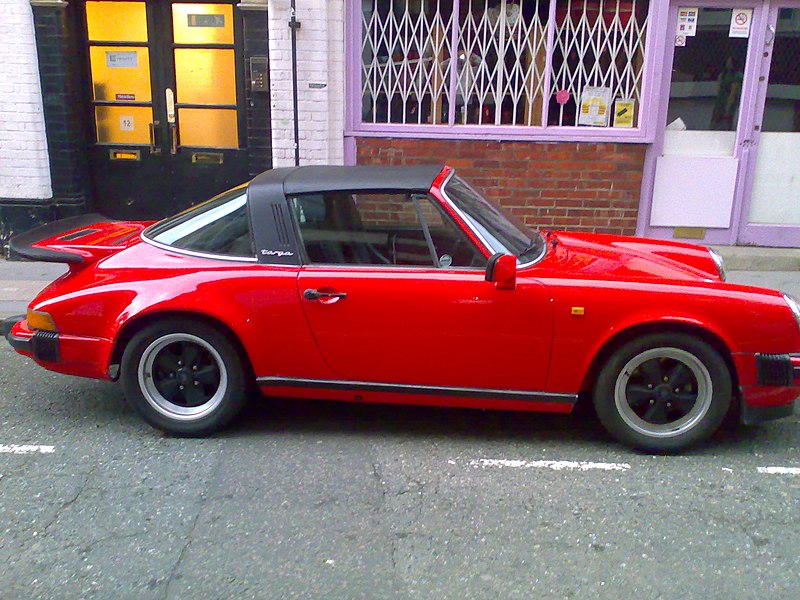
82, 0, 250, 220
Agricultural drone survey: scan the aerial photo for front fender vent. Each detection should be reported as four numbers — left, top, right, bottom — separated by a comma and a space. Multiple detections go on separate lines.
756, 353, 793, 386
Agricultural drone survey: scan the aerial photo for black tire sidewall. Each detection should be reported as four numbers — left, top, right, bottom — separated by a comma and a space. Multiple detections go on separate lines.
593, 333, 732, 453
120, 319, 247, 436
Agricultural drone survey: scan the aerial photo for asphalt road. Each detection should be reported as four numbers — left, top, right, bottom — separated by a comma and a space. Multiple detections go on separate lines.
1, 267, 799, 598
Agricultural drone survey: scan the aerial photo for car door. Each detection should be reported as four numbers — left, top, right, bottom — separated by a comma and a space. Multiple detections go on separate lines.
293, 190, 554, 392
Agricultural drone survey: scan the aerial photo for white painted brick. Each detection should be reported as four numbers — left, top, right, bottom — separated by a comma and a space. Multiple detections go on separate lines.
0, 0, 52, 199
268, 0, 345, 167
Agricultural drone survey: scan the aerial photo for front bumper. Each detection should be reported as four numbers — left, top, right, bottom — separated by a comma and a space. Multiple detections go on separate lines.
738, 352, 800, 425
3, 315, 114, 380
3, 314, 31, 353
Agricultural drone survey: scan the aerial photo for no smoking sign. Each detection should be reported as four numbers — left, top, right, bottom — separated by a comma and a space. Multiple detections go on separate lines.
729, 8, 753, 38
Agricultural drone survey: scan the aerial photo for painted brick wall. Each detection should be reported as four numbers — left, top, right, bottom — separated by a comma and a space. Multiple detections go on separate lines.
357, 138, 647, 235
0, 0, 52, 200
268, 0, 344, 167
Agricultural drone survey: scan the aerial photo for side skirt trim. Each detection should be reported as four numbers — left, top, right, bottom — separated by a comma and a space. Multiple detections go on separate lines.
256, 376, 578, 404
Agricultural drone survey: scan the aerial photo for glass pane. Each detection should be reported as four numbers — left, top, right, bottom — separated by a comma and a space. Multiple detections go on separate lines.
748, 9, 800, 225
360, 0, 453, 125
178, 108, 238, 148
86, 1, 148, 43
666, 8, 748, 135
149, 190, 254, 258
549, 0, 650, 127
457, 0, 548, 126
89, 46, 152, 102
172, 3, 234, 45
95, 105, 152, 144
174, 48, 236, 105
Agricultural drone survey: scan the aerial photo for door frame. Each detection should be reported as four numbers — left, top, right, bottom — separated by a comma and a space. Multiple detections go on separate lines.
636, 0, 770, 246
76, 0, 250, 218
735, 1, 800, 246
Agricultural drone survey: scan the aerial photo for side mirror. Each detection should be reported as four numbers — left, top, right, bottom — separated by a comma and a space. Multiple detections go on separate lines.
485, 253, 517, 290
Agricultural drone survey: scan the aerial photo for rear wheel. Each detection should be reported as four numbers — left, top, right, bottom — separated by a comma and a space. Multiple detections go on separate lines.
121, 320, 248, 436
593, 333, 732, 453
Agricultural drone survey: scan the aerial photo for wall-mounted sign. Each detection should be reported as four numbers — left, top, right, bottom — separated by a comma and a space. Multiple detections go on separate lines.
119, 116, 134, 132
106, 51, 138, 69
613, 99, 635, 128
729, 9, 753, 38
188, 14, 225, 28
115, 93, 135, 101
578, 86, 612, 127
676, 7, 698, 36
675, 34, 686, 47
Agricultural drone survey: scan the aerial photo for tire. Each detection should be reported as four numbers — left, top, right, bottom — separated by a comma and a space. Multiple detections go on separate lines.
120, 319, 248, 436
592, 333, 732, 453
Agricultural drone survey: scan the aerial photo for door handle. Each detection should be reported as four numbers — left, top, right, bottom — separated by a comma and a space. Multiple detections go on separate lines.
303, 288, 347, 301
148, 121, 161, 154
165, 87, 177, 154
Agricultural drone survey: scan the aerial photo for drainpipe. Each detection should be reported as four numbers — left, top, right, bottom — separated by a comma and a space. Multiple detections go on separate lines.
289, 0, 301, 166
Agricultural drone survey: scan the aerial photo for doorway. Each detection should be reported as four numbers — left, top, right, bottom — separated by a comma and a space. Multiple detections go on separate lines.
81, 0, 250, 220
642, 1, 800, 248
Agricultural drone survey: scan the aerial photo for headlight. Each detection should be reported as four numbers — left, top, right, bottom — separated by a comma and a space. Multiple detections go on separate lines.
708, 248, 726, 281
784, 294, 800, 329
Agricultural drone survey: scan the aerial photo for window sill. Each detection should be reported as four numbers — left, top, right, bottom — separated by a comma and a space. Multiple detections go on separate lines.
348, 123, 655, 145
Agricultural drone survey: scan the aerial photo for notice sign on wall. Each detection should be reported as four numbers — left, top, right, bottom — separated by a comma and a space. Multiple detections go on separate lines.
729, 9, 753, 38
188, 14, 225, 27
578, 86, 612, 127
106, 51, 138, 69
613, 99, 635, 128
676, 7, 698, 36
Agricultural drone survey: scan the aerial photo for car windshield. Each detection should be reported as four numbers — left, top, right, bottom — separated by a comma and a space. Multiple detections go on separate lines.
442, 175, 546, 265
144, 184, 254, 258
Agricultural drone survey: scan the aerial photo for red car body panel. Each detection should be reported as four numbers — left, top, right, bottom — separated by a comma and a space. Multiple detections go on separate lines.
6, 165, 800, 420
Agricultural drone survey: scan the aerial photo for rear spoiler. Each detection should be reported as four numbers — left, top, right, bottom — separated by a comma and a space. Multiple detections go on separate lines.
9, 213, 146, 265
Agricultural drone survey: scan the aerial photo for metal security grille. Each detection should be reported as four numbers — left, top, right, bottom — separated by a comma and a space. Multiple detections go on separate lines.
361, 1, 454, 124
550, 0, 649, 126
360, 0, 650, 128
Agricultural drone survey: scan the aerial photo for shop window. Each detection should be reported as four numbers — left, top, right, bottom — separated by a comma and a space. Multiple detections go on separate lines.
360, 0, 650, 129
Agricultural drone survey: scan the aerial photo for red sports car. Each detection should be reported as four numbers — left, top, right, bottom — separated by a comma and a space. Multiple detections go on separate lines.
4, 165, 800, 452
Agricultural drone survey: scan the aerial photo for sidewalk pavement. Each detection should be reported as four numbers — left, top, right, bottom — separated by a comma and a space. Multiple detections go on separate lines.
1, 259, 800, 320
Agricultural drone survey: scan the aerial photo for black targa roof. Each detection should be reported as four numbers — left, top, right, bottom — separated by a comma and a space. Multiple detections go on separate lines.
248, 164, 445, 200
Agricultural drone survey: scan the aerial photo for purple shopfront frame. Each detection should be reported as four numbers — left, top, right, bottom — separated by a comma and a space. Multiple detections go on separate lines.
343, 0, 670, 161
636, 0, 799, 247
343, 1, 798, 248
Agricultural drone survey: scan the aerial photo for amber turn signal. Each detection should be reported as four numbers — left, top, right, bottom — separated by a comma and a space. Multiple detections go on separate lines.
27, 310, 58, 332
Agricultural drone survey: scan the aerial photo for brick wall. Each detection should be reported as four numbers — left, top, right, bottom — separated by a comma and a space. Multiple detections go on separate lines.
267, 0, 344, 167
0, 0, 52, 200
357, 138, 647, 236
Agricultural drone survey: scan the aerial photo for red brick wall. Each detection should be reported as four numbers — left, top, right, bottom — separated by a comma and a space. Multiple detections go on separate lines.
356, 138, 647, 236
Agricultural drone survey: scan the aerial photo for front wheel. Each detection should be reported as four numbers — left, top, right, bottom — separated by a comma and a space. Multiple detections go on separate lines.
593, 333, 732, 453
121, 320, 248, 436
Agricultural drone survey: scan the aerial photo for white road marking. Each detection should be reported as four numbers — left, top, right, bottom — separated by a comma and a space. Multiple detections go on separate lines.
757, 466, 800, 475
471, 458, 631, 472
0, 444, 55, 455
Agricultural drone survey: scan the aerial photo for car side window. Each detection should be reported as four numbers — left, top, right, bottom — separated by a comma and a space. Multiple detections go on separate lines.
290, 191, 486, 268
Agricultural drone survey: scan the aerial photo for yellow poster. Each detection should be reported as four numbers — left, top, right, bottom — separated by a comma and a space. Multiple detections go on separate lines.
613, 99, 635, 128
578, 86, 612, 127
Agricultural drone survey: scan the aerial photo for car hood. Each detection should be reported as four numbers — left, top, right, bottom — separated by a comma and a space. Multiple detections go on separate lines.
540, 231, 723, 282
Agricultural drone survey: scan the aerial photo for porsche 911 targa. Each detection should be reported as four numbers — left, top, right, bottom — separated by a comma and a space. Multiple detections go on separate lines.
4, 165, 800, 452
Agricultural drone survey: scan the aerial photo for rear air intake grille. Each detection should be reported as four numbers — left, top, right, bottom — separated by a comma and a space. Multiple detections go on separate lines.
58, 228, 99, 241
755, 353, 793, 386
272, 204, 291, 246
